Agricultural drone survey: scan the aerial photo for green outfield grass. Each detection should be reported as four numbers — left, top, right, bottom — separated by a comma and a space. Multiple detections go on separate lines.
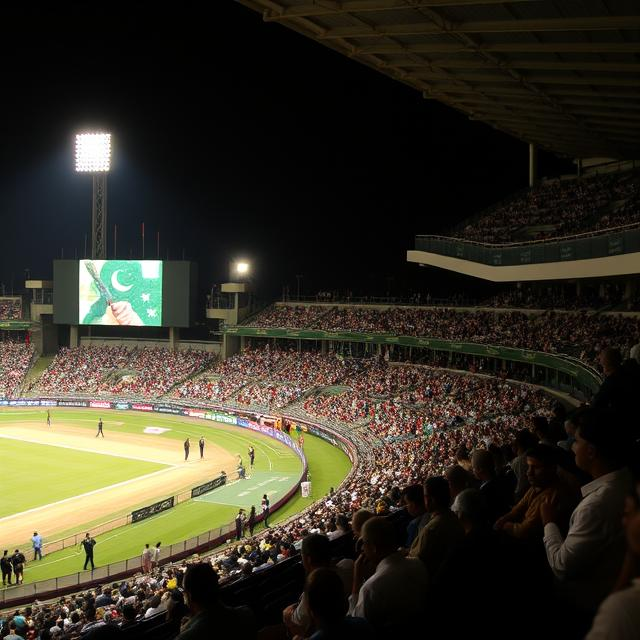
0, 408, 351, 584
0, 440, 167, 518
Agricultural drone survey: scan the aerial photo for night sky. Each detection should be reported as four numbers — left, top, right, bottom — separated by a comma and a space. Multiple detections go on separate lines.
0, 2, 573, 303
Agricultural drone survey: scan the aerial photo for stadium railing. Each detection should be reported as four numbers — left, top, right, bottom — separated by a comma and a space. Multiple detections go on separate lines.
414, 222, 640, 266
221, 327, 602, 397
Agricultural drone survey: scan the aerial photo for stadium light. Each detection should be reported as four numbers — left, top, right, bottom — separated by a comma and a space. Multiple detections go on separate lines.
75, 133, 112, 172
235, 261, 250, 276
75, 131, 111, 259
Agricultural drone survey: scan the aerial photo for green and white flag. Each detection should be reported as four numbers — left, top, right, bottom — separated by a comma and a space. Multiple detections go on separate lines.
79, 260, 163, 326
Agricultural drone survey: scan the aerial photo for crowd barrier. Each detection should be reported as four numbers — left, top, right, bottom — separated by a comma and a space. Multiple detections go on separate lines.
415, 224, 640, 266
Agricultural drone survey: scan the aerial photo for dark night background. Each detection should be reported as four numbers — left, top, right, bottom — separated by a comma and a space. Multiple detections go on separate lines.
0, 2, 574, 307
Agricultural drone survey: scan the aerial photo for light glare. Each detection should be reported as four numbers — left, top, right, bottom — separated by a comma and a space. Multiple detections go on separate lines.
75, 133, 111, 172
236, 262, 249, 275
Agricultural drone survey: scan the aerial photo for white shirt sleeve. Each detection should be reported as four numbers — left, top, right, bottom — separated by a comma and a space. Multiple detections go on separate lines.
543, 503, 603, 580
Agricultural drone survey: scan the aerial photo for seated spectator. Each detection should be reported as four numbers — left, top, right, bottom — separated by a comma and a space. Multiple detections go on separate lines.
349, 517, 428, 632
495, 444, 579, 541
118, 604, 137, 630
305, 568, 373, 640
400, 484, 428, 548
558, 408, 581, 452
444, 464, 475, 503
79, 606, 105, 636
440, 488, 524, 635
510, 429, 539, 501
471, 448, 513, 523
408, 476, 464, 578
176, 563, 255, 639
283, 533, 335, 638
590, 348, 635, 424
326, 514, 351, 542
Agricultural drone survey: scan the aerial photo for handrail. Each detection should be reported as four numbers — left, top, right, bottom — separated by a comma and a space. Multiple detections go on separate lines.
416, 221, 640, 249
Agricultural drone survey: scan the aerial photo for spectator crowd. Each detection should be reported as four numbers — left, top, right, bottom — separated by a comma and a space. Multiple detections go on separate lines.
0, 298, 22, 320
243, 305, 639, 370
30, 346, 214, 398
0, 342, 34, 398
452, 169, 640, 244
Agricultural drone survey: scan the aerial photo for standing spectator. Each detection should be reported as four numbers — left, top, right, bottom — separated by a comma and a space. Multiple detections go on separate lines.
142, 543, 153, 573
247, 506, 256, 537
153, 541, 161, 568
81, 533, 96, 570
235, 509, 246, 541
11, 549, 25, 585
1, 549, 12, 585
261, 494, 270, 528
541, 409, 632, 619
31, 532, 42, 561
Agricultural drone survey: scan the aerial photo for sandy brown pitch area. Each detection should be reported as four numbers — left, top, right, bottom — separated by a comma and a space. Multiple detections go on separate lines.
0, 422, 238, 548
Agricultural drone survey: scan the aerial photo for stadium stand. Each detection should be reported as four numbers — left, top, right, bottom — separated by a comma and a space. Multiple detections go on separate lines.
29, 346, 215, 398
0, 297, 22, 320
0, 342, 34, 398
241, 305, 639, 370
452, 169, 640, 244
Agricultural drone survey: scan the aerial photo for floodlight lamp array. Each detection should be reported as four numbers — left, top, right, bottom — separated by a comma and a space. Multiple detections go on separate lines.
75, 133, 112, 172
236, 262, 250, 275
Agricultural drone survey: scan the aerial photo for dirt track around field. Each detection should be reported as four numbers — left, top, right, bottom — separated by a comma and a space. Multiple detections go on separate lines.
0, 422, 238, 549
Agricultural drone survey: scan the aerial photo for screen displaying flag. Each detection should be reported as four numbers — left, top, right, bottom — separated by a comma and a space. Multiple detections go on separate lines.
79, 260, 163, 326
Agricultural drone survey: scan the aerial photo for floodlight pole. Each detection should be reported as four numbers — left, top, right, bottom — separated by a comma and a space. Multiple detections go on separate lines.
92, 173, 108, 259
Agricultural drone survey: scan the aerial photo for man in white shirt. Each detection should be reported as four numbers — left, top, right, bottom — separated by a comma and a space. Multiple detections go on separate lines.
541, 409, 632, 614
348, 516, 428, 633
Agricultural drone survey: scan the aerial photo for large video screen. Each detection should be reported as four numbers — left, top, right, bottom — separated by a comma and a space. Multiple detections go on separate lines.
79, 260, 163, 326
54, 260, 196, 328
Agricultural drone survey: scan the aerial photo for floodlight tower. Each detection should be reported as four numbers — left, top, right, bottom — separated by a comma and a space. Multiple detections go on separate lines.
75, 132, 111, 259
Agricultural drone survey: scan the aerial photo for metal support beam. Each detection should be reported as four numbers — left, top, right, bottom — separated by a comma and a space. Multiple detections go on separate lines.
529, 143, 537, 187
318, 16, 640, 39
92, 174, 107, 260
258, 0, 539, 20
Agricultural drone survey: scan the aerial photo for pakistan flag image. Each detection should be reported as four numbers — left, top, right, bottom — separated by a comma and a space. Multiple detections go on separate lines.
79, 260, 163, 327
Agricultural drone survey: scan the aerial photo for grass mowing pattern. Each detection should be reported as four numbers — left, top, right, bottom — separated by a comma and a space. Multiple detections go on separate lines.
0, 440, 167, 518
0, 408, 351, 584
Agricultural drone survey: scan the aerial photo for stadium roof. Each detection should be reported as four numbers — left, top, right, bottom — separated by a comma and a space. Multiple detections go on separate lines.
237, 0, 640, 160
